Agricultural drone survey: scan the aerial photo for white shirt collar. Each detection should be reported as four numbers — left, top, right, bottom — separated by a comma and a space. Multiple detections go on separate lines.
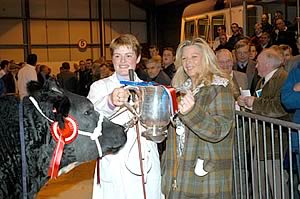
264, 68, 279, 85
238, 61, 248, 67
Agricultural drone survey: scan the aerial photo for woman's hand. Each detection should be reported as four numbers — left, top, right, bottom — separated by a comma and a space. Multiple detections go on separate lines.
293, 82, 300, 92
110, 87, 130, 107
179, 90, 195, 115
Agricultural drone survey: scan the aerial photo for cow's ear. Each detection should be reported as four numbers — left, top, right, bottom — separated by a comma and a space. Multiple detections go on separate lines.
53, 96, 71, 129
27, 80, 43, 96
43, 78, 64, 95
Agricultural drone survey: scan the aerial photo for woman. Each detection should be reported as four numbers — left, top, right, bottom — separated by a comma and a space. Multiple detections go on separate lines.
249, 43, 258, 61
161, 37, 235, 198
88, 34, 161, 199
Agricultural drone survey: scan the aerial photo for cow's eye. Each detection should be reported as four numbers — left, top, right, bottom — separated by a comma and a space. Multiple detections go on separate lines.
84, 110, 91, 115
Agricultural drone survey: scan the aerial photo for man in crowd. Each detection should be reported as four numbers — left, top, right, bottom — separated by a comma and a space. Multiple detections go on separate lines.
279, 44, 293, 68
227, 23, 244, 51
238, 48, 289, 199
77, 59, 93, 96
149, 45, 159, 59
57, 62, 77, 93
261, 13, 273, 34
216, 49, 248, 100
162, 47, 176, 79
146, 56, 171, 85
2, 63, 20, 95
212, 25, 227, 51
37, 64, 49, 85
0, 60, 9, 78
233, 40, 257, 91
215, 33, 230, 51
281, 61, 300, 198
259, 32, 272, 50
17, 54, 38, 99
250, 23, 263, 53
272, 18, 298, 55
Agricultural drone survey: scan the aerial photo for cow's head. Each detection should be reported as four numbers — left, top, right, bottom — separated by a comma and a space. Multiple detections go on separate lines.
27, 78, 127, 158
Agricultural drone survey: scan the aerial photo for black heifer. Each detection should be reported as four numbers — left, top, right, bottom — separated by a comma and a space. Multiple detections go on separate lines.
0, 78, 127, 199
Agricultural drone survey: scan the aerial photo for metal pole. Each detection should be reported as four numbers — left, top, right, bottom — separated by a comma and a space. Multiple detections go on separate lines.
229, 0, 232, 35
297, 0, 300, 37
99, 0, 104, 57
22, 0, 30, 61
89, 0, 94, 59
243, 0, 247, 35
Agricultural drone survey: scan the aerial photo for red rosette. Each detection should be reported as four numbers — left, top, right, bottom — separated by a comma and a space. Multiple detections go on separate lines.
48, 116, 78, 178
163, 86, 178, 115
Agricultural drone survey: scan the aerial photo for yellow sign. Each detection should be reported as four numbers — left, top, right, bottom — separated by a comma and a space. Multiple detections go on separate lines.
78, 39, 87, 49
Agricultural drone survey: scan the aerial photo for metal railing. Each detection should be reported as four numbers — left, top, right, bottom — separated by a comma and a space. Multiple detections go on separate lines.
233, 110, 300, 199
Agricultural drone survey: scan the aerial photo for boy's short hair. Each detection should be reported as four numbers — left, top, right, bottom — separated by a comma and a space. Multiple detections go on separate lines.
110, 34, 141, 58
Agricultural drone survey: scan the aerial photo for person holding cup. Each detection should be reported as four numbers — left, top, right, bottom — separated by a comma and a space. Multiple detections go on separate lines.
161, 37, 235, 198
88, 34, 161, 199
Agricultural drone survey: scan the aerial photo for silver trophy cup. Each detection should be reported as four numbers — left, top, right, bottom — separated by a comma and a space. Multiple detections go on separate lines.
126, 85, 171, 143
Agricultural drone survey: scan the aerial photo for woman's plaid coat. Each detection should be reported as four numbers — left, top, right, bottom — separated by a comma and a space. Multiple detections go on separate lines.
162, 78, 235, 198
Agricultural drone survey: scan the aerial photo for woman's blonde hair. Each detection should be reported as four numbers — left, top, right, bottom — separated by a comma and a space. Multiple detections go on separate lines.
172, 37, 228, 88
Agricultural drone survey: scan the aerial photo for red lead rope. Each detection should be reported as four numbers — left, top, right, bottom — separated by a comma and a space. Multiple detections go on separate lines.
96, 157, 101, 185
95, 123, 147, 198
135, 122, 147, 199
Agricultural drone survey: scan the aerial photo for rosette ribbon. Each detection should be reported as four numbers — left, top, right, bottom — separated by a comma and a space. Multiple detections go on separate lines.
162, 86, 178, 116
48, 116, 78, 179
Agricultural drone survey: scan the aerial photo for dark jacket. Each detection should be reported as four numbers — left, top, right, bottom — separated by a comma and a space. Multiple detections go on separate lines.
163, 63, 176, 80
227, 33, 244, 51
147, 70, 171, 85
57, 71, 78, 93
281, 63, 300, 151
252, 67, 289, 160
2, 72, 16, 94
272, 28, 298, 55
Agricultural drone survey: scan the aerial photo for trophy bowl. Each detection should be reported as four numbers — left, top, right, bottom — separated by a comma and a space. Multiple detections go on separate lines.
141, 126, 167, 143
138, 85, 171, 142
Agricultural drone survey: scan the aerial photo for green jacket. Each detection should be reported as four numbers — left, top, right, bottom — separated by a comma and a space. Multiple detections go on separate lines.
162, 77, 235, 198
252, 67, 288, 119
252, 67, 289, 160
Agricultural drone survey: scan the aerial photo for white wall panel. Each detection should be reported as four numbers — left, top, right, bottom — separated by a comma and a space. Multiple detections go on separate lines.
70, 47, 92, 61
110, 0, 129, 19
0, 49, 24, 62
131, 22, 147, 43
92, 21, 100, 43
92, 47, 101, 60
104, 21, 112, 44
47, 21, 69, 44
32, 48, 48, 62
46, 0, 68, 18
29, 0, 46, 17
130, 4, 146, 20
102, 0, 110, 19
111, 21, 130, 40
0, 0, 22, 17
48, 47, 70, 61
105, 47, 111, 60
68, 0, 89, 18
90, 0, 99, 18
0, 20, 23, 44
30, 21, 47, 44
69, 21, 90, 43
0, 0, 147, 64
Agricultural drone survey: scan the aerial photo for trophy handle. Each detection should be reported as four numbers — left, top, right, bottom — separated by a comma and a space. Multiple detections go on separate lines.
124, 101, 139, 117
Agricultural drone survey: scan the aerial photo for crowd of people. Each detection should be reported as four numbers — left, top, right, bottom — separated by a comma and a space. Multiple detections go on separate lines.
1, 9, 300, 198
